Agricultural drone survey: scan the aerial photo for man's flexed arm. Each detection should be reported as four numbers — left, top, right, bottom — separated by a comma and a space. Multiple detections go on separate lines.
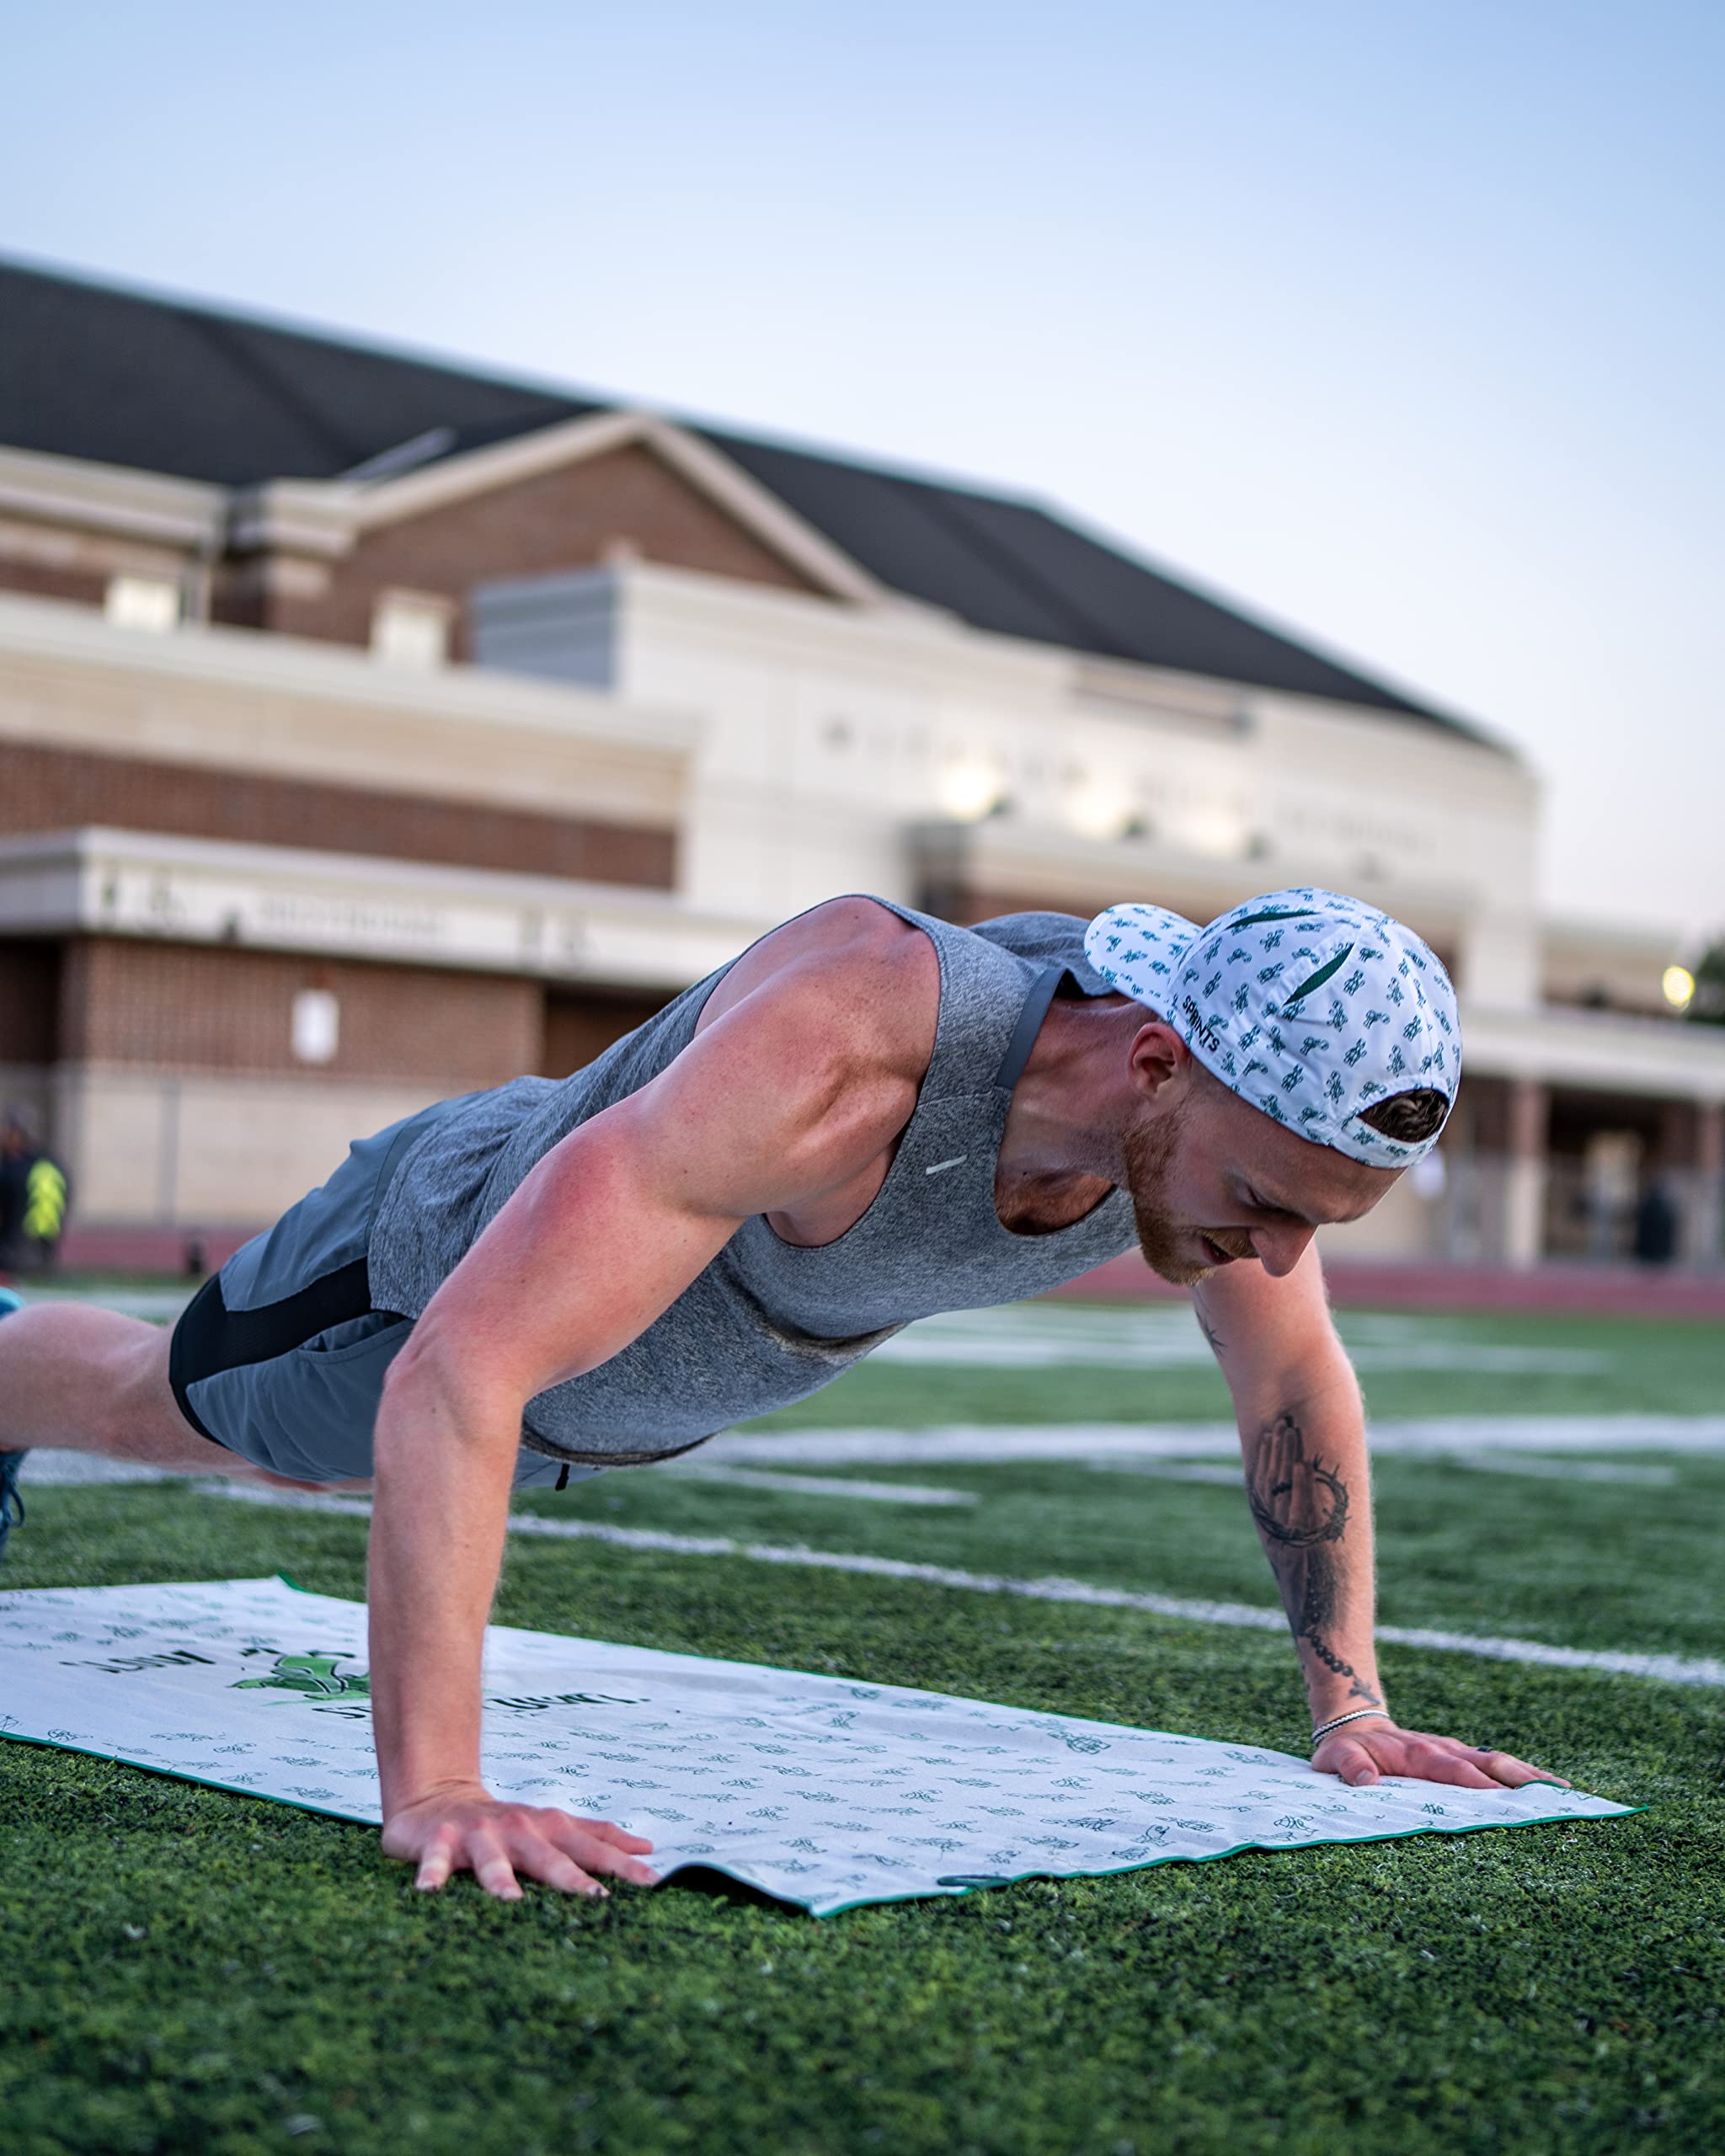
367, 1114, 738, 1901
1193, 1251, 1565, 1794
370, 910, 936, 1897
1194, 1255, 1385, 1739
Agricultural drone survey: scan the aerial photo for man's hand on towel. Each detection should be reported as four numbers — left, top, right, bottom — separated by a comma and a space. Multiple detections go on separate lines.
381, 1784, 661, 1901
1311, 1721, 1571, 1793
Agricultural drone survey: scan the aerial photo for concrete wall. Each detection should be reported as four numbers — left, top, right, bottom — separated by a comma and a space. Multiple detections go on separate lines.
0, 593, 692, 835
475, 563, 1542, 1011
0, 737, 676, 889
56, 938, 543, 1084
53, 1066, 446, 1227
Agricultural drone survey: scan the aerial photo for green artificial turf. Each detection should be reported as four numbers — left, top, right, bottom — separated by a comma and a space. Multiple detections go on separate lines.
3, 1303, 1723, 2153
750, 1307, 1725, 1427
510, 1454, 1725, 1662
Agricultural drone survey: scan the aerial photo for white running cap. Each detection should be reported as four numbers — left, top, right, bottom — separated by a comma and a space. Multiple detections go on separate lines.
1082, 887, 1461, 1166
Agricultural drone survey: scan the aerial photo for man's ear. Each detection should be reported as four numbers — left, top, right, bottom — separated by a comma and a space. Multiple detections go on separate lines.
1127, 1021, 1194, 1105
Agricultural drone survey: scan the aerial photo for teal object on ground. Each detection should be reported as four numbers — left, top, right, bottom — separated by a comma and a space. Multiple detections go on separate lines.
0, 1283, 27, 1561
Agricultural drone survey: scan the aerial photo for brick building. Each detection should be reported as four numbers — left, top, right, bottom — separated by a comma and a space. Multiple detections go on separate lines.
1, 259, 1720, 1271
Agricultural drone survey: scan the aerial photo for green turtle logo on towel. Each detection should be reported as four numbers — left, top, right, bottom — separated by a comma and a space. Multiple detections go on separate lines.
232, 1651, 371, 1701
231, 1651, 646, 1717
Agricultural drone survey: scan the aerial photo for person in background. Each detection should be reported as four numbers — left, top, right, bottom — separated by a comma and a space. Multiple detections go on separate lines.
1632, 1175, 1679, 1266
0, 1106, 70, 1276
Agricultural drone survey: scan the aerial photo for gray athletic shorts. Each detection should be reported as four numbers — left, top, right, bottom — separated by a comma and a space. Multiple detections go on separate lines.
168, 1098, 582, 1491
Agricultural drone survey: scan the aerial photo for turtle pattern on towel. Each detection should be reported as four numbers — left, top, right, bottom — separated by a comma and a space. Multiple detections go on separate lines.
0, 1577, 1634, 1915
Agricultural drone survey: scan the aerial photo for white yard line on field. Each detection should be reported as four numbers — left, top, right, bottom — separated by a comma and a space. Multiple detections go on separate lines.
665, 1463, 975, 1505
203, 1481, 1725, 1689
1107, 1454, 1676, 1487
19, 1286, 197, 1322
870, 1308, 1607, 1374
1103, 1463, 1246, 1486
16, 1452, 976, 1506
703, 1416, 1725, 1465
20, 1454, 176, 1485
1445, 1454, 1676, 1486
20, 1440, 1681, 1492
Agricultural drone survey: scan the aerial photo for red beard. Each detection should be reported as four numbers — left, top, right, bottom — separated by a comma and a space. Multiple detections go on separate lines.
1119, 1110, 1254, 1286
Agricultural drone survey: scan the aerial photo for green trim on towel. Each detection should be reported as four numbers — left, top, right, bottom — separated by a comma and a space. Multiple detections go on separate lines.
804, 1805, 1651, 1918
0, 1717, 1646, 1918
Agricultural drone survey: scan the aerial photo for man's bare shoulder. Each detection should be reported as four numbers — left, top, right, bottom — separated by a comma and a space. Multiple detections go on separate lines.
694, 897, 940, 1085
545, 900, 938, 1227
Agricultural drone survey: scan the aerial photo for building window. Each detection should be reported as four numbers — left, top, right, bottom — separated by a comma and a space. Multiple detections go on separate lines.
291, 989, 340, 1065
371, 590, 453, 668
104, 574, 181, 632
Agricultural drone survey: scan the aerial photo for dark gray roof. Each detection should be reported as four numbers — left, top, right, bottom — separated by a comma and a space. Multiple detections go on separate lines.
0, 256, 1485, 737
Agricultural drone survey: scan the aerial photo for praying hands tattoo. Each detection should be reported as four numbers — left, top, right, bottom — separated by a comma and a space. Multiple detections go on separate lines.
1244, 1412, 1383, 1710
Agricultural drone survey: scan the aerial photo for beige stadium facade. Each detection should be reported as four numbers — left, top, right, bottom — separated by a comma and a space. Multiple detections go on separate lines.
0, 265, 1721, 1277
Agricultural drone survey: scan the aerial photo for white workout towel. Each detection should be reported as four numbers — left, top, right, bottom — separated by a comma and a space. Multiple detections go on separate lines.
0, 1577, 1635, 1914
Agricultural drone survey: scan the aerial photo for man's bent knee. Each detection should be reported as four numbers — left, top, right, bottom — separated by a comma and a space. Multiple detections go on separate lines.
102, 1326, 238, 1470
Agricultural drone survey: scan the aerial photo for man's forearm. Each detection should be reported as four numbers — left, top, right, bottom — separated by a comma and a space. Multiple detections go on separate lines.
1237, 1374, 1386, 1726
367, 1353, 522, 1813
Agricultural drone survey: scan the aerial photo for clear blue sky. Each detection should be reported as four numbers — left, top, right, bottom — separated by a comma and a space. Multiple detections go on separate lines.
8, 1, 1720, 941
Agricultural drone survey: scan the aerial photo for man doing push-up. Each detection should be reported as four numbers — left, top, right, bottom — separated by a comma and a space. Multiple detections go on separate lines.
0, 888, 1563, 1897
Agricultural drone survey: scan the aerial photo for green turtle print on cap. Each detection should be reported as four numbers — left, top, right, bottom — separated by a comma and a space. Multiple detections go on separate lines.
1082, 887, 1460, 1168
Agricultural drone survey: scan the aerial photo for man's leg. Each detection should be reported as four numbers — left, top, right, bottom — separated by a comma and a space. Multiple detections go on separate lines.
0, 1301, 243, 1472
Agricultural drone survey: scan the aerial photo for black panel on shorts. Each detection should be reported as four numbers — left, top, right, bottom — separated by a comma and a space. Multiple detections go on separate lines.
168, 1258, 394, 1446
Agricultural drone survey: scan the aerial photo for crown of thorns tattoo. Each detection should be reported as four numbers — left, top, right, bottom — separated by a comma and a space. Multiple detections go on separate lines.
1247, 1446, 1350, 1548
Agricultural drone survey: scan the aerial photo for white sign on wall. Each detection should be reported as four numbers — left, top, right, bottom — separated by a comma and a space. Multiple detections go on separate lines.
290, 988, 340, 1064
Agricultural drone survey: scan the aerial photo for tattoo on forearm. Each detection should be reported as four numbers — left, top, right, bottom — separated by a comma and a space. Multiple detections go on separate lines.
1245, 1412, 1381, 1709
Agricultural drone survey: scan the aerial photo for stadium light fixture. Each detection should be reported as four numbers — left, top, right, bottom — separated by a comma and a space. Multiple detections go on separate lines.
936, 756, 1008, 823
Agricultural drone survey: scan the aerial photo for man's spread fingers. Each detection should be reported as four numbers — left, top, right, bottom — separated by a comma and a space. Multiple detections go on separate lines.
581, 1818, 656, 1854
1320, 1730, 1572, 1796
414, 1838, 457, 1892
467, 1828, 523, 1901
1478, 1750, 1570, 1789
1408, 1746, 1499, 1789
1327, 1739, 1380, 1787
510, 1836, 598, 1897
546, 1813, 659, 1886
588, 1844, 660, 1887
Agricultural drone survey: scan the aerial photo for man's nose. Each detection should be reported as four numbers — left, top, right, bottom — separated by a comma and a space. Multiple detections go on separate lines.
1251, 1220, 1316, 1277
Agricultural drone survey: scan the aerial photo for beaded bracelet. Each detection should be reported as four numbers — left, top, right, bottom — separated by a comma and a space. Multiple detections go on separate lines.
1311, 1706, 1391, 1744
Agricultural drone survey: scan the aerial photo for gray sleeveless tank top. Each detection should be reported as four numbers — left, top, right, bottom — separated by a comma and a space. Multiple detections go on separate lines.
367, 901, 1139, 1465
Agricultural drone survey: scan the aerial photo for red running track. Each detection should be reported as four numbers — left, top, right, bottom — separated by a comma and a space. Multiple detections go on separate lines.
19, 1227, 1725, 1321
